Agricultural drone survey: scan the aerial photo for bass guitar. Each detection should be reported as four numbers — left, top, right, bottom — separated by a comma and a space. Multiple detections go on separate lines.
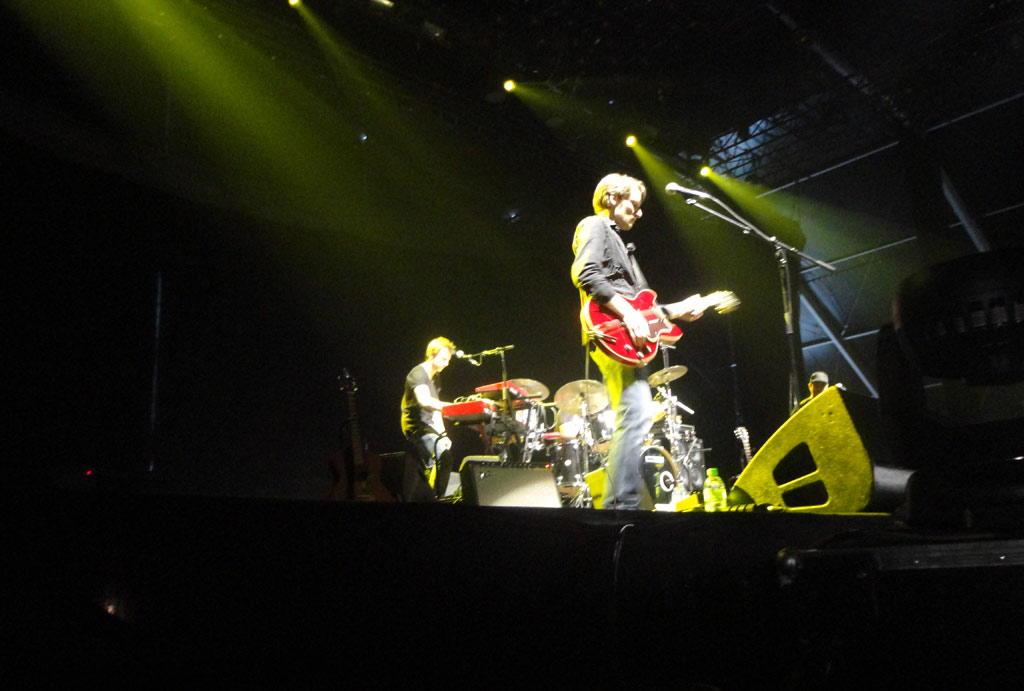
582, 289, 740, 366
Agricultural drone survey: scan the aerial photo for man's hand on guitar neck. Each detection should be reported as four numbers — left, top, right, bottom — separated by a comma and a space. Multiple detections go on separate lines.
672, 293, 705, 323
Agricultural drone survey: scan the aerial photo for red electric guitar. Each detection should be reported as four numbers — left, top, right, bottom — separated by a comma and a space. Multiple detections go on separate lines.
582, 289, 740, 366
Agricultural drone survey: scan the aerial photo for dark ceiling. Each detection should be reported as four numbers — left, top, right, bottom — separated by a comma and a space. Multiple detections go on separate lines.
304, 0, 1024, 185
4, 0, 1022, 197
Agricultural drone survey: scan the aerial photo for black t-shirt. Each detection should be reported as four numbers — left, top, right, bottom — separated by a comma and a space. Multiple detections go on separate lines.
401, 364, 440, 436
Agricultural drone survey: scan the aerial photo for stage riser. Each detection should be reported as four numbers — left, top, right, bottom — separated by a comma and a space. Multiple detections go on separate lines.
9, 492, 1024, 687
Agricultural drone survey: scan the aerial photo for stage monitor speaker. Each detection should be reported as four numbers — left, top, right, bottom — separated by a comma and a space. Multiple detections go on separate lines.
459, 457, 562, 508
730, 386, 875, 513
379, 451, 435, 503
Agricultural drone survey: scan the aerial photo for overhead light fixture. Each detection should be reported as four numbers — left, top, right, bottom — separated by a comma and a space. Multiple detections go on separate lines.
625, 135, 638, 147
423, 21, 445, 41
503, 79, 517, 93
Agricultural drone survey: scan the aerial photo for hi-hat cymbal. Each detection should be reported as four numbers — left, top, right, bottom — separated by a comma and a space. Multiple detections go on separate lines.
509, 378, 550, 400
648, 365, 688, 388
554, 379, 610, 415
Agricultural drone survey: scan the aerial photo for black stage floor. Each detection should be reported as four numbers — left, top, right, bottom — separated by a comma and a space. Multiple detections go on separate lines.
9, 490, 1024, 689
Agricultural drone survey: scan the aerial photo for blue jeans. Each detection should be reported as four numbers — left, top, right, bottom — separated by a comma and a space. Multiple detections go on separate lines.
592, 348, 653, 510
407, 429, 452, 498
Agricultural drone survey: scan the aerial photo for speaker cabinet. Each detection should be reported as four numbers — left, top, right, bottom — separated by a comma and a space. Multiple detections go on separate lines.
459, 457, 562, 507
731, 386, 875, 513
379, 451, 435, 503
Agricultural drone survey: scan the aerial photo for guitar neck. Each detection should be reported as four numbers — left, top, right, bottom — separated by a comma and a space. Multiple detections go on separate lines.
734, 426, 752, 465
347, 391, 364, 464
662, 293, 722, 320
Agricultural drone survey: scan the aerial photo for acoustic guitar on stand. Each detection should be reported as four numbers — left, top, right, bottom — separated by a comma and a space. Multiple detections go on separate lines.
582, 289, 740, 366
329, 369, 390, 502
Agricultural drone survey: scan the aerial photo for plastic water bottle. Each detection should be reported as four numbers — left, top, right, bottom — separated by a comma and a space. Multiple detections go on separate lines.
703, 467, 727, 512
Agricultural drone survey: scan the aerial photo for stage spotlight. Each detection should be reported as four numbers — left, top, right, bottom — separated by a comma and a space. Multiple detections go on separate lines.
288, 0, 300, 6
625, 134, 638, 147
699, 165, 711, 176
503, 79, 517, 92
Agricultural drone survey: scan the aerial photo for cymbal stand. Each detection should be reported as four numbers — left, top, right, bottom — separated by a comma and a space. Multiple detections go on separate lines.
520, 400, 548, 465
563, 341, 605, 508
554, 389, 595, 508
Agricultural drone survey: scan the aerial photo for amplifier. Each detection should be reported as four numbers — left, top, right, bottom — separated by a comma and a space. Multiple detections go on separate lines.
459, 456, 561, 508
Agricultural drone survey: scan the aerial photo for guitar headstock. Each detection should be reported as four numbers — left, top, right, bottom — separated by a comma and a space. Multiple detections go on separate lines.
711, 290, 741, 314
337, 368, 358, 393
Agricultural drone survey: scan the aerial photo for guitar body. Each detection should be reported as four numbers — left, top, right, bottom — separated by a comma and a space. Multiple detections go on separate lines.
583, 289, 682, 366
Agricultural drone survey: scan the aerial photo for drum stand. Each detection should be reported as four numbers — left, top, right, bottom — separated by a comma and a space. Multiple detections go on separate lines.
562, 394, 601, 508
653, 383, 703, 497
557, 344, 607, 509
519, 399, 552, 465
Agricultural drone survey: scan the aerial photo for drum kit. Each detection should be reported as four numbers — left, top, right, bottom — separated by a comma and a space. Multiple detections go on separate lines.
485, 366, 706, 508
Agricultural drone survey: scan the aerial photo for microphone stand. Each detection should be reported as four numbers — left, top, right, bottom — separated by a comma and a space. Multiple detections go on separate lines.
676, 192, 836, 412
473, 345, 517, 462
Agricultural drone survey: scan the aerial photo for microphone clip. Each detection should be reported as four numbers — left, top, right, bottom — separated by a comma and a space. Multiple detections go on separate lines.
454, 349, 482, 366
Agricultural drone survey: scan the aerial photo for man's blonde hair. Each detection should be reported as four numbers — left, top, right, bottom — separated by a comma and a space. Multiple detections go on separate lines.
425, 337, 456, 360
592, 173, 646, 214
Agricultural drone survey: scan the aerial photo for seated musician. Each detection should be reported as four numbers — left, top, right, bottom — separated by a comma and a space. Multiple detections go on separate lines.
401, 337, 457, 497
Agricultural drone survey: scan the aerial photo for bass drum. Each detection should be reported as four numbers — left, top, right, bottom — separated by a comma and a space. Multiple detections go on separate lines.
640, 445, 677, 504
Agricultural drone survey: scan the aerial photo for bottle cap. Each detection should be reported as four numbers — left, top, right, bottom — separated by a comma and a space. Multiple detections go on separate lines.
707, 467, 719, 477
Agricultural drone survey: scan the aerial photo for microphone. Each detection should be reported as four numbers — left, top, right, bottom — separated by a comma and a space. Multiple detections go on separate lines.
454, 350, 482, 366
665, 182, 711, 199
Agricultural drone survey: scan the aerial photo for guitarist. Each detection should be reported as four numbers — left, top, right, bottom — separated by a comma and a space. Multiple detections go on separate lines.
571, 173, 704, 510
401, 337, 457, 498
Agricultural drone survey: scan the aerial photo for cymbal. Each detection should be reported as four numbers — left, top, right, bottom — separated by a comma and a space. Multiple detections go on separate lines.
509, 378, 550, 400
648, 365, 688, 388
554, 379, 610, 415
